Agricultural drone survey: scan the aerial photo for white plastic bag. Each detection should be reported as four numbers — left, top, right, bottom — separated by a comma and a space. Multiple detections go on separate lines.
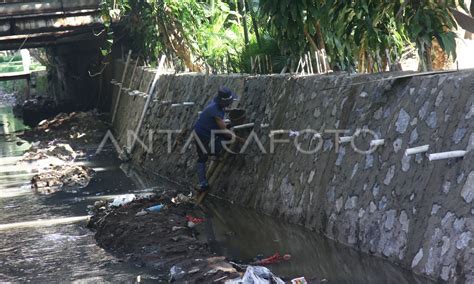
226, 266, 284, 284
110, 194, 136, 207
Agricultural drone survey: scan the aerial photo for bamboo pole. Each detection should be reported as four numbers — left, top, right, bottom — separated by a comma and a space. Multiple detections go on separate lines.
111, 50, 132, 123
127, 57, 140, 91
315, 51, 321, 73
321, 49, 328, 73
258, 55, 262, 74
308, 52, 314, 74
130, 55, 167, 153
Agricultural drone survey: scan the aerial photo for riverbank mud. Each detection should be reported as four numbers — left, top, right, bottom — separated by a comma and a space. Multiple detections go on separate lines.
87, 194, 249, 283
16, 110, 108, 194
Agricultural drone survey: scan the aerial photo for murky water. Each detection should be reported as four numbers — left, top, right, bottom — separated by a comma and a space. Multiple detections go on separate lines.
200, 200, 432, 283
0, 103, 433, 283
0, 105, 160, 282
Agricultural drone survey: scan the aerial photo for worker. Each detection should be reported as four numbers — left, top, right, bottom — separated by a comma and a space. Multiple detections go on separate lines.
193, 87, 245, 192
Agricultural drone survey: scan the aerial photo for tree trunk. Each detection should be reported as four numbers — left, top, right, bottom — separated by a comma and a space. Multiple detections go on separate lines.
238, 0, 249, 46
156, 9, 202, 72
304, 25, 318, 52
246, 0, 261, 48
314, 21, 326, 50
418, 42, 433, 71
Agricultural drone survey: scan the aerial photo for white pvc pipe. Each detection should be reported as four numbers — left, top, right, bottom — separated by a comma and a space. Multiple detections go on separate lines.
171, 103, 182, 107
269, 130, 287, 136
260, 123, 269, 128
429, 150, 466, 161
405, 145, 429, 156
130, 90, 142, 96
182, 102, 195, 106
232, 123, 255, 130
370, 139, 385, 147
339, 136, 353, 143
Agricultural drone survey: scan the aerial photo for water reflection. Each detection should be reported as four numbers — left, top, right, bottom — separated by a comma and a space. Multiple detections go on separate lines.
0, 105, 159, 282
202, 199, 432, 283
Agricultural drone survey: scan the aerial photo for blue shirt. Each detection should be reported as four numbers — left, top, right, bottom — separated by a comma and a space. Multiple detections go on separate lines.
194, 99, 224, 138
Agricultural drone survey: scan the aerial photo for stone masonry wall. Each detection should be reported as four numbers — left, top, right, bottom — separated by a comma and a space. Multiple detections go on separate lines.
110, 62, 473, 283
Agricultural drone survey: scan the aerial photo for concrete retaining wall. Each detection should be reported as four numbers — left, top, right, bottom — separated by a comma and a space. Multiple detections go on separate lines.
110, 62, 473, 282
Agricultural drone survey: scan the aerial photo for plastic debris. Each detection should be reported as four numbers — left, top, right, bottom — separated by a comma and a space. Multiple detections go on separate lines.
31, 165, 95, 193
186, 215, 206, 228
135, 209, 148, 217
146, 204, 164, 212
253, 252, 291, 265
289, 130, 300, 137
226, 266, 284, 284
186, 215, 206, 224
111, 194, 136, 207
171, 193, 193, 204
187, 267, 200, 274
118, 146, 131, 162
170, 265, 186, 281
291, 277, 308, 284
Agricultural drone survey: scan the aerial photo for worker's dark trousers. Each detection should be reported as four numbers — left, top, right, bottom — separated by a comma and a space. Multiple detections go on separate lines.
195, 133, 229, 190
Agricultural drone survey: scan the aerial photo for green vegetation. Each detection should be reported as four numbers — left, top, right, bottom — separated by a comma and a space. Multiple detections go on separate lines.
0, 52, 48, 95
100, 0, 466, 73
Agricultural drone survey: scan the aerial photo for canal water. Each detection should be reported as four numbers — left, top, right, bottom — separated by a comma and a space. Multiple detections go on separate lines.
0, 102, 432, 283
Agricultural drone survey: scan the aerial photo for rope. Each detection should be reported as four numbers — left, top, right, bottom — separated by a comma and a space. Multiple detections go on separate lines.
5, 35, 29, 65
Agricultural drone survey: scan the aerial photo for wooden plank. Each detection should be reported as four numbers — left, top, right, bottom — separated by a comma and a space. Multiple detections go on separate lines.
13, 14, 103, 34
0, 28, 101, 50
0, 70, 30, 81
0, 0, 100, 18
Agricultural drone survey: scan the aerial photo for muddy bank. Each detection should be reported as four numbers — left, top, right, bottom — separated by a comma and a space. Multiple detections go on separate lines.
14, 95, 87, 127
17, 110, 108, 194
19, 110, 108, 147
87, 194, 245, 283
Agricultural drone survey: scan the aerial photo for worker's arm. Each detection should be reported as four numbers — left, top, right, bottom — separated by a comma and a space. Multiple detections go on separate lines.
215, 117, 245, 144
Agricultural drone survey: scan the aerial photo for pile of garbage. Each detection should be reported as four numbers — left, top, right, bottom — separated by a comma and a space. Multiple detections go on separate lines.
31, 165, 95, 194
87, 192, 287, 283
16, 109, 110, 194
18, 140, 95, 193
21, 142, 77, 164
226, 266, 285, 284
21, 110, 109, 146
16, 96, 58, 126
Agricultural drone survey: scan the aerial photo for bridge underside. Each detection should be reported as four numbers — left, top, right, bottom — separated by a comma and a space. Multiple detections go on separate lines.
0, 0, 103, 51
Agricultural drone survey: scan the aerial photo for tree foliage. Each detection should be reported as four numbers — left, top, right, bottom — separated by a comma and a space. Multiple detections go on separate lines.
101, 0, 246, 72
101, 0, 467, 72
259, 0, 466, 71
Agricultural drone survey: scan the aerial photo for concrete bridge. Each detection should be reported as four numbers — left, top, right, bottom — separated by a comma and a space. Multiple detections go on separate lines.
0, 0, 103, 50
